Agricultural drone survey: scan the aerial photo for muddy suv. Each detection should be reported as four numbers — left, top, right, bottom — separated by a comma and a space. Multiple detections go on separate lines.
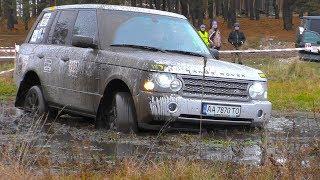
14, 4, 271, 133
296, 16, 320, 60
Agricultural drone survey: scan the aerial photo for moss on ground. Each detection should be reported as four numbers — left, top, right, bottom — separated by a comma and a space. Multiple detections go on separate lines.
0, 76, 16, 101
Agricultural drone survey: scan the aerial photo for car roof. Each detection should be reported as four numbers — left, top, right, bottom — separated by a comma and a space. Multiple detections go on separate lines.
44, 4, 187, 19
303, 16, 320, 20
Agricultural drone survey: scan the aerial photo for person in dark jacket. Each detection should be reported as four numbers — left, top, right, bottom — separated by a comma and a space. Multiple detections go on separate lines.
228, 22, 246, 64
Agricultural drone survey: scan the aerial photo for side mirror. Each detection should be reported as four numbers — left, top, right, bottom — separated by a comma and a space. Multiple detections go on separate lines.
72, 35, 98, 49
209, 49, 220, 59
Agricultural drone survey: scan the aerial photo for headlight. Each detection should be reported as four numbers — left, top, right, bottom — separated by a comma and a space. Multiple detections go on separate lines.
143, 73, 183, 92
249, 82, 268, 100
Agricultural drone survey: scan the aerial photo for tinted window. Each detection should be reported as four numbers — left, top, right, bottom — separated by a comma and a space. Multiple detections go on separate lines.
73, 10, 97, 39
51, 10, 77, 45
29, 12, 54, 43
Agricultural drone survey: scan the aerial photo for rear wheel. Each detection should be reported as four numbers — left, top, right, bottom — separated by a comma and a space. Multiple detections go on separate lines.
96, 92, 138, 133
23, 85, 57, 119
24, 86, 47, 115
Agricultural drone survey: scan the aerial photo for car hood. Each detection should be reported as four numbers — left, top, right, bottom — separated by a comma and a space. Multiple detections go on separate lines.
102, 48, 266, 81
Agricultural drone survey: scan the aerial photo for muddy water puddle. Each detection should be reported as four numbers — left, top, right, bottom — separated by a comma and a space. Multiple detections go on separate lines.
0, 105, 319, 170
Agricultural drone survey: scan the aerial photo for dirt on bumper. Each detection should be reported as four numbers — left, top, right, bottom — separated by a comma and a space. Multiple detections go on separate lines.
134, 91, 272, 127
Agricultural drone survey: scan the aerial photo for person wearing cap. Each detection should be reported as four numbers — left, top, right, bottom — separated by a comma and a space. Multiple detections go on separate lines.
228, 22, 246, 64
209, 20, 222, 50
198, 24, 210, 47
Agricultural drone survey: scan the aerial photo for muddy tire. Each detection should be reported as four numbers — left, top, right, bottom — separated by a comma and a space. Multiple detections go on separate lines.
24, 86, 48, 115
96, 92, 138, 133
114, 92, 138, 133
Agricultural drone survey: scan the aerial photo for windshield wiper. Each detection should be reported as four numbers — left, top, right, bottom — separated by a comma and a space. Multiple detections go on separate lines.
165, 49, 206, 58
110, 44, 166, 53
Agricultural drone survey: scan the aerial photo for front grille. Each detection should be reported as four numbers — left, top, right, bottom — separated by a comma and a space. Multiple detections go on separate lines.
181, 76, 250, 101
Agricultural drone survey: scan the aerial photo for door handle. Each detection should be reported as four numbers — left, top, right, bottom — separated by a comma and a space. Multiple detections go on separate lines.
37, 54, 44, 59
61, 57, 70, 62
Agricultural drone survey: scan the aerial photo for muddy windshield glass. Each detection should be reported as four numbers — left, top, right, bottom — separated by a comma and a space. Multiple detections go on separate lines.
100, 10, 210, 56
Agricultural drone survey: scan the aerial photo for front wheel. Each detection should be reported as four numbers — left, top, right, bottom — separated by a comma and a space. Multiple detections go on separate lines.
96, 92, 138, 134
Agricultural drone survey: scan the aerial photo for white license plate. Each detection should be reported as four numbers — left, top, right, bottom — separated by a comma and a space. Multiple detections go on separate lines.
202, 104, 241, 117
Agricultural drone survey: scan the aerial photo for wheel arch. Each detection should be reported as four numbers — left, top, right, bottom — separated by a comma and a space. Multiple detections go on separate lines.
99, 78, 133, 109
15, 70, 42, 107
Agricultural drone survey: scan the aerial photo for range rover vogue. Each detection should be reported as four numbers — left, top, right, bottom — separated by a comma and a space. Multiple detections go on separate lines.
14, 4, 272, 133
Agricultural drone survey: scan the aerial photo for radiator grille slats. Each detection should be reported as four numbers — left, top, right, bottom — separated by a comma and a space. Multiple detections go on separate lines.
182, 76, 250, 101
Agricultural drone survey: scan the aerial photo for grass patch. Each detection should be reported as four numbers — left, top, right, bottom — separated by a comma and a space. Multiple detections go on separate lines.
246, 58, 320, 111
0, 76, 16, 101
0, 62, 14, 72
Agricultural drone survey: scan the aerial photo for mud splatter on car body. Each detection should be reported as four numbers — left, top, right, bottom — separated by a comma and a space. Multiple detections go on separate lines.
14, 4, 271, 131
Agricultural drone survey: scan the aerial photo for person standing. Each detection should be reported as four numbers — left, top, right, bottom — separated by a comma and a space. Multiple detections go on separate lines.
198, 24, 210, 47
228, 22, 246, 64
209, 20, 222, 50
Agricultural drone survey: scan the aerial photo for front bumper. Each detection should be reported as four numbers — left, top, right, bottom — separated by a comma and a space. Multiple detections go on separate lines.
134, 91, 272, 127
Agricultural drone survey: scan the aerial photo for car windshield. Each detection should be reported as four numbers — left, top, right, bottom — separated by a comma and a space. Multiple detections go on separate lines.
100, 10, 210, 57
303, 31, 320, 44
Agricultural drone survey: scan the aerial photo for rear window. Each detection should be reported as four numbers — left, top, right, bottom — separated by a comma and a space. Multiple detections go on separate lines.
309, 19, 320, 34
29, 12, 55, 44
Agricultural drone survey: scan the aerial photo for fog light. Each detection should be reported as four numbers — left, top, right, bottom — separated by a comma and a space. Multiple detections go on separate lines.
258, 110, 263, 118
144, 81, 155, 91
168, 102, 178, 113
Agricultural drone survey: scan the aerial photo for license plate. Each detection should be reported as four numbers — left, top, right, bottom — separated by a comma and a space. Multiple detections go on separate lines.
202, 104, 241, 117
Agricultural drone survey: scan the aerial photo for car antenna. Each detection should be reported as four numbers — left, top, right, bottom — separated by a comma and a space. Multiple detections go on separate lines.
199, 55, 208, 139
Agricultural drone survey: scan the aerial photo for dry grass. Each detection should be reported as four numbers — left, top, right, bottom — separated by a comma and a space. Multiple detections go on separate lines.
246, 57, 320, 111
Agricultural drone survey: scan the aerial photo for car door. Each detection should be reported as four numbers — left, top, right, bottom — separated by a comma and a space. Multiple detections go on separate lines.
29, 11, 60, 104
58, 10, 100, 114
45, 10, 78, 107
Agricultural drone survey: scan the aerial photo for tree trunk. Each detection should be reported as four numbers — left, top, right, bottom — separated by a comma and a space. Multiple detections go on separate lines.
244, 0, 250, 17
49, 0, 55, 6
227, 0, 236, 28
131, 0, 137, 7
154, 0, 161, 10
198, 0, 205, 27
137, 0, 143, 7
265, 0, 270, 17
249, 0, 255, 20
148, 0, 154, 8
31, 0, 36, 16
0, 0, 2, 18
273, 0, 279, 19
22, 0, 30, 31
167, 0, 173, 12
282, 0, 295, 30
255, 0, 260, 20
174, 0, 179, 13
162, 0, 167, 10
180, 0, 188, 18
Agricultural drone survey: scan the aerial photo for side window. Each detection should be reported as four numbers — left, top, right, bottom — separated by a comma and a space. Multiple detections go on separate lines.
51, 10, 77, 45
29, 12, 54, 44
73, 10, 97, 39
